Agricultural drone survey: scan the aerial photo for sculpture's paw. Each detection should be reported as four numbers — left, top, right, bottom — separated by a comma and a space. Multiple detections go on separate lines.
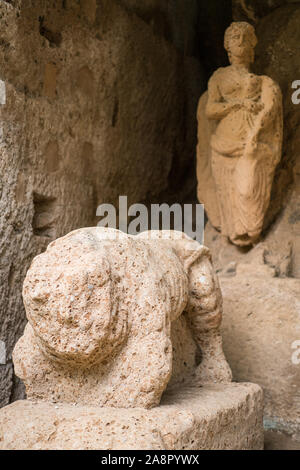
194, 355, 232, 385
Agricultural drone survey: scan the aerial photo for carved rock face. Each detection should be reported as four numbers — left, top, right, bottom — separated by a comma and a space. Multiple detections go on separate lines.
23, 235, 128, 367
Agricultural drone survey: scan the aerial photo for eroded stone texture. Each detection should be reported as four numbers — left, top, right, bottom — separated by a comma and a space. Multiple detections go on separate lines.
0, 0, 204, 405
232, 0, 300, 24
13, 228, 231, 409
197, 22, 283, 247
0, 383, 264, 450
220, 275, 300, 449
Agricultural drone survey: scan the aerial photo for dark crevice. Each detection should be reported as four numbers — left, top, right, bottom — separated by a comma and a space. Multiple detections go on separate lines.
112, 97, 119, 127
39, 16, 62, 47
32, 192, 57, 239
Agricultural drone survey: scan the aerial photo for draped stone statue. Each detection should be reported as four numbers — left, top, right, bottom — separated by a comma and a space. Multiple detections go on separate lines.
197, 22, 283, 247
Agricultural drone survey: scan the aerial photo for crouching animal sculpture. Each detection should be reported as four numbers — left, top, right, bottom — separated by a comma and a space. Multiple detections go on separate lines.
13, 228, 231, 409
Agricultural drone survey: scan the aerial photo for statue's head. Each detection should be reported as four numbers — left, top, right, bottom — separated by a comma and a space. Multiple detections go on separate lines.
224, 22, 257, 65
23, 230, 128, 367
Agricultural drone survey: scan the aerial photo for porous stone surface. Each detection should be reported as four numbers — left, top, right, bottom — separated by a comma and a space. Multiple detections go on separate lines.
0, 383, 264, 450
0, 0, 205, 406
220, 275, 300, 450
13, 227, 231, 409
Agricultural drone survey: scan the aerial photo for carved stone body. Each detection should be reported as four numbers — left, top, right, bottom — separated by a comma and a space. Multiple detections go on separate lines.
197, 22, 283, 246
13, 227, 231, 409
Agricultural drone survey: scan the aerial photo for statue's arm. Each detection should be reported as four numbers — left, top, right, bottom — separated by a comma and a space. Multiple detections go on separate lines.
246, 77, 283, 160
206, 71, 240, 120
253, 77, 282, 134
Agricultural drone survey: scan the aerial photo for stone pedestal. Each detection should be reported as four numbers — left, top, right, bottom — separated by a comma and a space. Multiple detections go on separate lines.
0, 383, 264, 450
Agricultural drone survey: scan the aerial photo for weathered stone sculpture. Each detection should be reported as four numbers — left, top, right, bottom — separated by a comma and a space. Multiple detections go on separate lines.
13, 227, 231, 409
197, 22, 283, 246
0, 227, 264, 450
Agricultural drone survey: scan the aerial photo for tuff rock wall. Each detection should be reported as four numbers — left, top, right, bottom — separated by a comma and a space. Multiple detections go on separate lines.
0, 0, 211, 407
